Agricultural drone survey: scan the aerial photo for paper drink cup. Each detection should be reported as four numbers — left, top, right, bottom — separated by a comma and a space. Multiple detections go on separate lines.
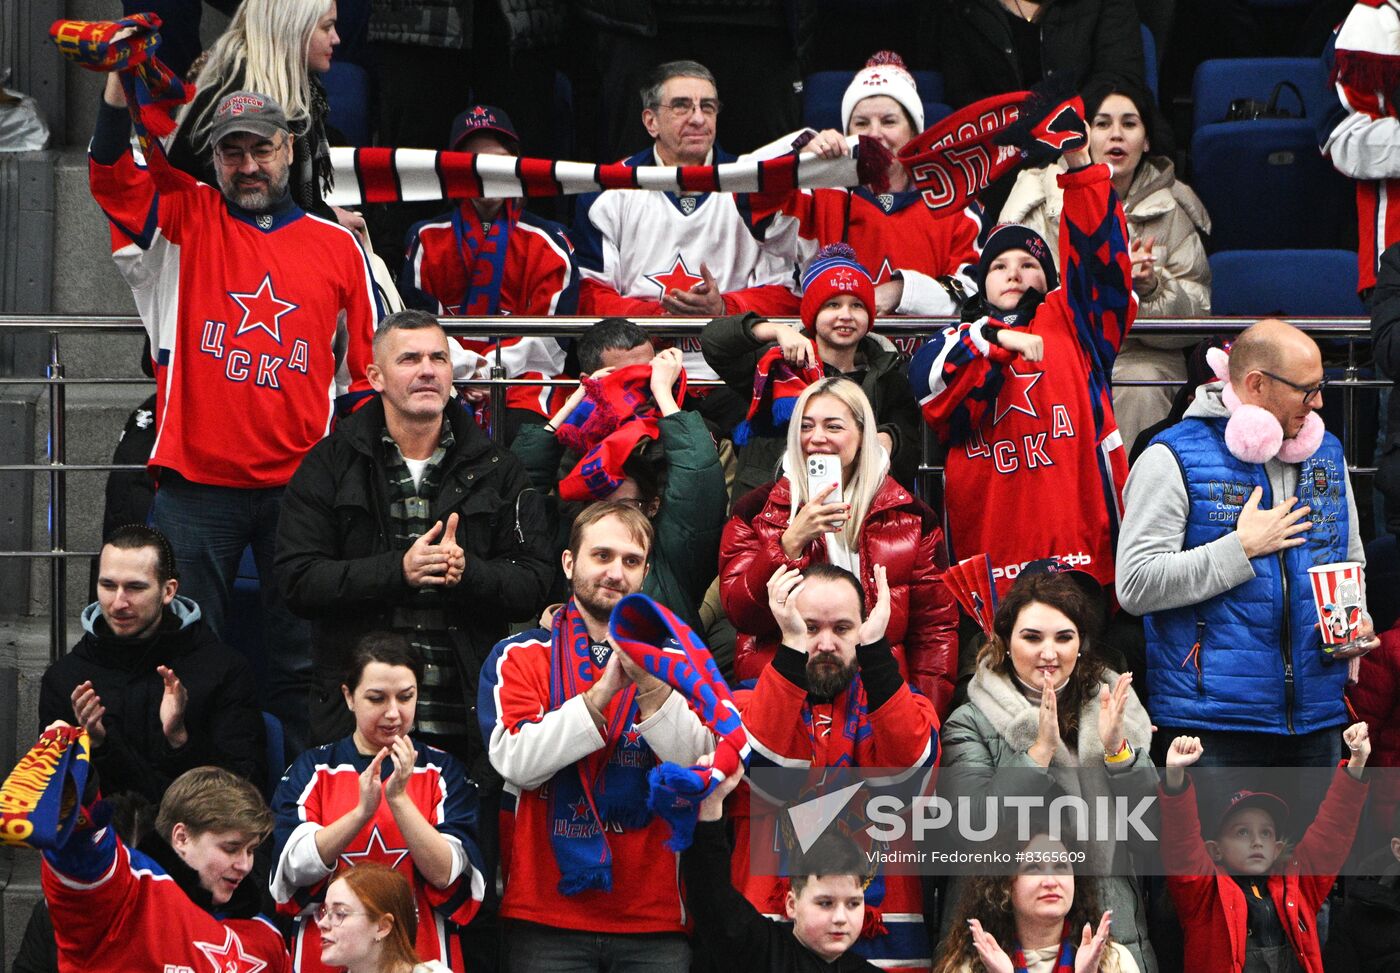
1307, 561, 1364, 650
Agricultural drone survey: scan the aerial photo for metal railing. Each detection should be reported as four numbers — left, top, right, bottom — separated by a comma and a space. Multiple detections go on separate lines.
0, 313, 1387, 661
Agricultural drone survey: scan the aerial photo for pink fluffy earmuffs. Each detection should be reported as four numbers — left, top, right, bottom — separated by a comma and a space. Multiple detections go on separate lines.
1206, 346, 1325, 464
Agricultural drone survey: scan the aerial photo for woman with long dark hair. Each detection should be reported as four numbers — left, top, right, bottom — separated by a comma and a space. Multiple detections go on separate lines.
1000, 80, 1210, 450
940, 574, 1156, 971
933, 832, 1135, 973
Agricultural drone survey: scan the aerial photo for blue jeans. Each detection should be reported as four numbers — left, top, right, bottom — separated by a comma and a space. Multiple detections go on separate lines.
505, 921, 690, 973
150, 474, 311, 751
1174, 726, 1345, 769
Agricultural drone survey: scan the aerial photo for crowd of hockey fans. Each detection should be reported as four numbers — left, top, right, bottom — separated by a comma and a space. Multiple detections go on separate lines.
12, 2, 1400, 972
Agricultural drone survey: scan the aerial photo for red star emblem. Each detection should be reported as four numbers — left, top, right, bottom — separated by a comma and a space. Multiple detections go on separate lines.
471, 106, 489, 118
339, 825, 410, 871
829, 269, 860, 292
645, 255, 705, 297
570, 797, 592, 821
229, 274, 297, 345
623, 725, 643, 747
873, 258, 895, 285
994, 365, 1044, 425
193, 928, 267, 973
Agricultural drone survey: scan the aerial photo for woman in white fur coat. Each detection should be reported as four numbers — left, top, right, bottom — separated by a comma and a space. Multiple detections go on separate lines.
999, 80, 1212, 453
940, 572, 1158, 973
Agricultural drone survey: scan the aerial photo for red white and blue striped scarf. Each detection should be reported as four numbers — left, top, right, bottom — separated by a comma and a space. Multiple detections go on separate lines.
608, 593, 750, 851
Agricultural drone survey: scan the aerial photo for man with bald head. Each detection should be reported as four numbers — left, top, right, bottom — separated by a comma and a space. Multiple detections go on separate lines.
1117, 318, 1378, 767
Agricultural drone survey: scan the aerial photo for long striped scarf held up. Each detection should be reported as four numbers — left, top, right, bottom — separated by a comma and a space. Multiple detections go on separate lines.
50, 15, 190, 155
325, 135, 894, 208
608, 593, 750, 852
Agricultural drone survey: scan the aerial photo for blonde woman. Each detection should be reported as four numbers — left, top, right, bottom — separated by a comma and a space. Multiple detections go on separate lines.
719, 376, 959, 714
167, 0, 340, 217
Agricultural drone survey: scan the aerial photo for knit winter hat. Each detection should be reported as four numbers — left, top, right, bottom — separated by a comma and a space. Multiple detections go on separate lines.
800, 242, 877, 332
842, 51, 924, 133
979, 223, 1058, 293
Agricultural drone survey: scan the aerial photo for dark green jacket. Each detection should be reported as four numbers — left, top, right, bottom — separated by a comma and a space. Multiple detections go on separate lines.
700, 312, 922, 503
512, 409, 726, 632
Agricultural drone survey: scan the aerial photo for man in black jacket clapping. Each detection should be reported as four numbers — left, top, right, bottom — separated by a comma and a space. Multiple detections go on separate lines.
38, 525, 264, 804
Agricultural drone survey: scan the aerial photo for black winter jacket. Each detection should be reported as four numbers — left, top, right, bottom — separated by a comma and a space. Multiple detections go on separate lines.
930, 0, 1146, 109
1369, 241, 1400, 537
38, 597, 264, 805
1325, 854, 1400, 972
275, 395, 554, 689
701, 312, 923, 500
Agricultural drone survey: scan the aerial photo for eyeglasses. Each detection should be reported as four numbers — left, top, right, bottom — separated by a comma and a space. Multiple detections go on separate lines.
653, 98, 721, 118
1260, 370, 1327, 406
314, 906, 369, 927
214, 137, 287, 166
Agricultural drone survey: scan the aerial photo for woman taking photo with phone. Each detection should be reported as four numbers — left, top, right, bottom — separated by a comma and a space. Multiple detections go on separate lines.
719, 376, 959, 714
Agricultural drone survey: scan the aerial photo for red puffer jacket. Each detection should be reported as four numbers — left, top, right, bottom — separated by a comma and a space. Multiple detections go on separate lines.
719, 473, 959, 717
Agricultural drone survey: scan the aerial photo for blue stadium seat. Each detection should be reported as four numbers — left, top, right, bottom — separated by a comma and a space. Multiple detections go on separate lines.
1191, 57, 1329, 134
322, 61, 372, 146
1190, 120, 1351, 250
1141, 25, 1158, 99
801, 69, 945, 133
1208, 250, 1364, 316
262, 712, 286, 796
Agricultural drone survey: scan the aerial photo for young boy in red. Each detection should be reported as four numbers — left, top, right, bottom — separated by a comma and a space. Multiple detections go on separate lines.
1159, 726, 1372, 973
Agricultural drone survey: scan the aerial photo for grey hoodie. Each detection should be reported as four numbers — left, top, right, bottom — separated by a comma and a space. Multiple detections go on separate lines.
79, 593, 202, 635
1115, 383, 1364, 616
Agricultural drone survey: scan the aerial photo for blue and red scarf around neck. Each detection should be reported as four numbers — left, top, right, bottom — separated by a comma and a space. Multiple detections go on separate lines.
547, 598, 651, 895
1012, 922, 1077, 973
451, 199, 520, 317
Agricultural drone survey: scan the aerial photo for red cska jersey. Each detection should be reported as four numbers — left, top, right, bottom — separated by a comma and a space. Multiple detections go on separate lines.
399, 201, 578, 416
89, 149, 379, 489
912, 164, 1135, 594
271, 736, 485, 973
43, 824, 292, 973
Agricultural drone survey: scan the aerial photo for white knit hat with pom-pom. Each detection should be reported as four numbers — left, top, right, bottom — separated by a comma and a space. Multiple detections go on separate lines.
841, 51, 924, 134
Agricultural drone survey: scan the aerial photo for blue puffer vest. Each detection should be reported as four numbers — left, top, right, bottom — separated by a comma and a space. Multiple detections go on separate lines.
1144, 417, 1350, 734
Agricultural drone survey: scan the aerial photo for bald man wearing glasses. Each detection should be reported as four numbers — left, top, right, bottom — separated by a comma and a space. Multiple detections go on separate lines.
1117, 318, 1378, 768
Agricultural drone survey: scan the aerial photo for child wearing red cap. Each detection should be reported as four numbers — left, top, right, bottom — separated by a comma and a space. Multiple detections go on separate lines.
702, 242, 923, 500
1160, 727, 1372, 973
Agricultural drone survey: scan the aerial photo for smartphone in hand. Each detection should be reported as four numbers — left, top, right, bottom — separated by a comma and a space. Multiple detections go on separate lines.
806, 454, 843, 502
